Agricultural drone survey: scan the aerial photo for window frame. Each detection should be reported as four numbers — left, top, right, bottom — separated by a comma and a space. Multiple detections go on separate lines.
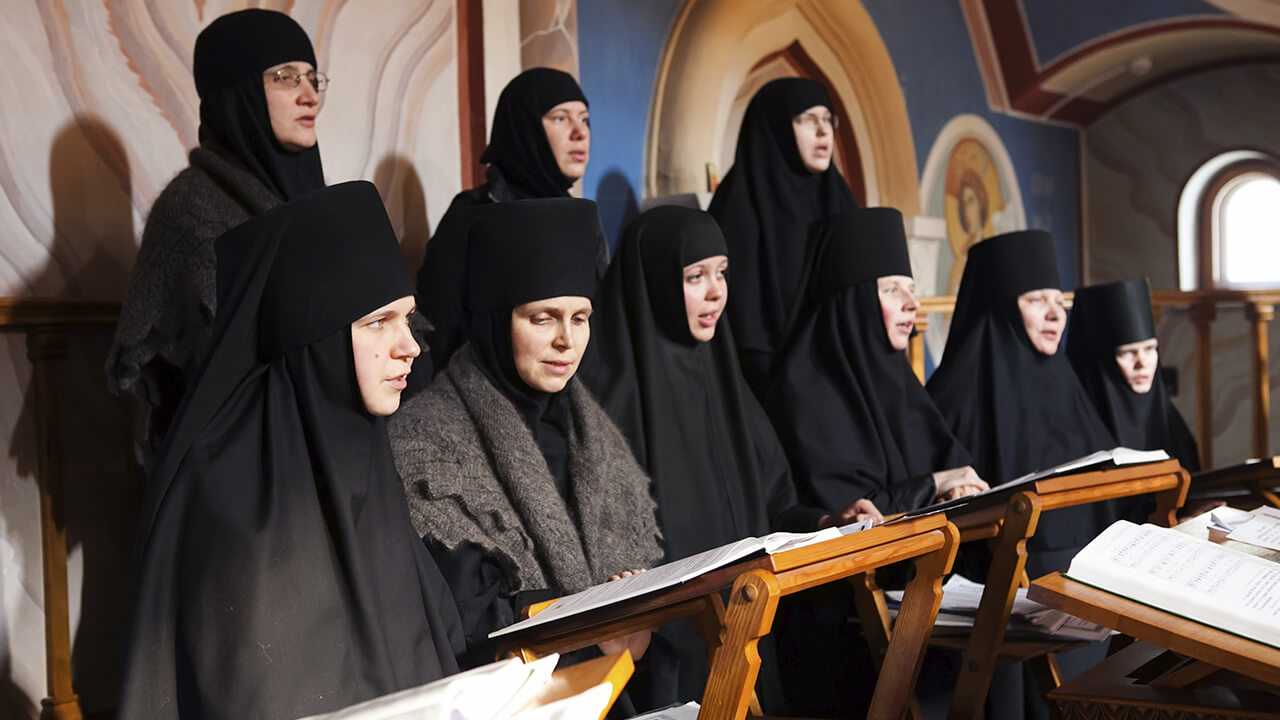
1197, 158, 1280, 290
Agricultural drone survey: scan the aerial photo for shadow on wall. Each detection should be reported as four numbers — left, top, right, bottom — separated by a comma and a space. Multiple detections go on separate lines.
3, 115, 141, 719
594, 169, 639, 254
373, 154, 432, 277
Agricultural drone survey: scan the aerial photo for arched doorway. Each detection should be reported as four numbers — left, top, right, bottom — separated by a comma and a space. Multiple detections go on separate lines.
645, 0, 918, 214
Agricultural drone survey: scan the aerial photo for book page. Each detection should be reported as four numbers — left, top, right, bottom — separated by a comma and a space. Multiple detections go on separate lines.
626, 702, 700, 720
1067, 521, 1280, 648
491, 522, 872, 639
1227, 506, 1280, 552
490, 536, 766, 638
294, 654, 559, 720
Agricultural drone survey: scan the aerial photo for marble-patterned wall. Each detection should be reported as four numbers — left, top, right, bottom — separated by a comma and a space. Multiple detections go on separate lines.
0, 2, 460, 717
520, 0, 579, 76
1084, 63, 1280, 467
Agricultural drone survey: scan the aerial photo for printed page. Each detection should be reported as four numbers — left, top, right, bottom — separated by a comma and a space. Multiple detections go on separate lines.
1067, 521, 1280, 648
294, 654, 556, 720
490, 537, 767, 638
1227, 506, 1280, 552
626, 702, 700, 720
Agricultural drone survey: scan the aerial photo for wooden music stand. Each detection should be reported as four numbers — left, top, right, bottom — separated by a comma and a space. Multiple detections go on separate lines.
1028, 573, 1280, 718
1189, 457, 1280, 508
495, 514, 960, 720
884, 459, 1190, 720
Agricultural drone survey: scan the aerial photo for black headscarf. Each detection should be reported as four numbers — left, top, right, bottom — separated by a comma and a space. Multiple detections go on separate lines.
582, 206, 823, 561
461, 198, 602, 493
1067, 279, 1200, 471
480, 67, 587, 199
766, 208, 972, 515
926, 230, 1118, 563
194, 9, 326, 201
707, 77, 858, 392
118, 181, 462, 720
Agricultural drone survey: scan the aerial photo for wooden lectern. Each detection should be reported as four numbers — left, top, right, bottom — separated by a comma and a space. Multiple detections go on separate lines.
496, 514, 960, 720
867, 460, 1190, 720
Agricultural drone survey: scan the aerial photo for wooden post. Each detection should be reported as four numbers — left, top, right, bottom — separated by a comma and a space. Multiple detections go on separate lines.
1245, 302, 1273, 459
910, 315, 929, 384
27, 329, 82, 720
1189, 302, 1216, 469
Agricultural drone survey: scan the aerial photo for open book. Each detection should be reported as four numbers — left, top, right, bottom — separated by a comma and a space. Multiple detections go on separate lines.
900, 447, 1170, 519
489, 521, 873, 639
294, 653, 613, 720
1065, 520, 1280, 649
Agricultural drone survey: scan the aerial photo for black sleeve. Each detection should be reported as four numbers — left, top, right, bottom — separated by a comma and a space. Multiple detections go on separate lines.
426, 540, 561, 668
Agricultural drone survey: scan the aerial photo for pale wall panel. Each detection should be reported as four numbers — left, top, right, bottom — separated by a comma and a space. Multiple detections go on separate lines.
0, 2, 461, 716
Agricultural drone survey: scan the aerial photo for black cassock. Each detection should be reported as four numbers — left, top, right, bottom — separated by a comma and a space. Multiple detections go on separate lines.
118, 182, 463, 720
707, 77, 857, 394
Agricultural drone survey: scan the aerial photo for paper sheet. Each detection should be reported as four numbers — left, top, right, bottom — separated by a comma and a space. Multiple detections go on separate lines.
1227, 506, 1280, 552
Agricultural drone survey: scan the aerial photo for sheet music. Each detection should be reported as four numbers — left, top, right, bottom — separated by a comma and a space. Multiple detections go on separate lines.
1067, 521, 1280, 648
1227, 506, 1280, 552
899, 447, 1170, 519
490, 521, 870, 638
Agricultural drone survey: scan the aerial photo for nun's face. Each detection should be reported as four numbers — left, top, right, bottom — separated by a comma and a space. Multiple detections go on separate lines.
263, 60, 321, 152
683, 255, 728, 342
351, 296, 420, 415
877, 275, 918, 351
511, 296, 593, 392
792, 104, 834, 173
1115, 338, 1159, 393
1016, 288, 1066, 355
542, 101, 590, 181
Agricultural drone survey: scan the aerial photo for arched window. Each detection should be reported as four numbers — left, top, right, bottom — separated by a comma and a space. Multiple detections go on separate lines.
1179, 152, 1280, 290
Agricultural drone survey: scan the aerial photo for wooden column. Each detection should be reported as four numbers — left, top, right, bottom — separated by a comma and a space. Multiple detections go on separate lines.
27, 328, 82, 720
1189, 302, 1216, 469
909, 315, 929, 383
1246, 302, 1274, 459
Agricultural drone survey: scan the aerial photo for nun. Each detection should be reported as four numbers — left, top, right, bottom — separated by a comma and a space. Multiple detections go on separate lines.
924, 230, 1120, 717
108, 8, 328, 466
391, 198, 662, 668
117, 182, 462, 720
580, 205, 880, 709
414, 68, 605, 377
926, 230, 1118, 574
707, 77, 858, 394
766, 208, 988, 516
1067, 278, 1200, 471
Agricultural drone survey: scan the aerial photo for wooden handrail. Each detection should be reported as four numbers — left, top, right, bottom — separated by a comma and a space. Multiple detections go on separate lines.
911, 288, 1279, 468
0, 298, 120, 328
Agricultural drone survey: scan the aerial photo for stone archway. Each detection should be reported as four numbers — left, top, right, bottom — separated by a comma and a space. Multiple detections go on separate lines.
645, 0, 919, 214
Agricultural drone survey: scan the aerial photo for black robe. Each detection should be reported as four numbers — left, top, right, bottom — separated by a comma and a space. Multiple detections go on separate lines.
117, 181, 463, 720
707, 77, 857, 394
926, 230, 1118, 573
414, 68, 595, 377
767, 208, 972, 515
1067, 278, 1200, 472
580, 205, 822, 710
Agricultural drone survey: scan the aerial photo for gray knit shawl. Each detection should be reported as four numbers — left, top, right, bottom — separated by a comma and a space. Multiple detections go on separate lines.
107, 147, 281, 459
391, 347, 662, 595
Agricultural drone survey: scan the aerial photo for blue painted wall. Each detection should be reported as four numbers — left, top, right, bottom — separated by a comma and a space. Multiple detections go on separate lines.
577, 0, 1082, 289
1020, 0, 1224, 66
576, 0, 683, 248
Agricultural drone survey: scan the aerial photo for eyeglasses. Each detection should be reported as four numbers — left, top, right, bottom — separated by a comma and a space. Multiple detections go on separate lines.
793, 111, 838, 130
265, 68, 329, 92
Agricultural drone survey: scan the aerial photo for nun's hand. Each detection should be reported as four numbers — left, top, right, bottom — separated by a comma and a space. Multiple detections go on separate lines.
598, 568, 652, 660
934, 466, 989, 502
820, 498, 884, 528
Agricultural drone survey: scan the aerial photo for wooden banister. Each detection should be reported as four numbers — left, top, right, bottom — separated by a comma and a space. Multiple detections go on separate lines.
3, 297, 119, 720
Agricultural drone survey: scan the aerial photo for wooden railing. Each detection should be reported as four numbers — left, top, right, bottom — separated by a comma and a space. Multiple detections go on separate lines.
909, 289, 1279, 468
2, 297, 120, 720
